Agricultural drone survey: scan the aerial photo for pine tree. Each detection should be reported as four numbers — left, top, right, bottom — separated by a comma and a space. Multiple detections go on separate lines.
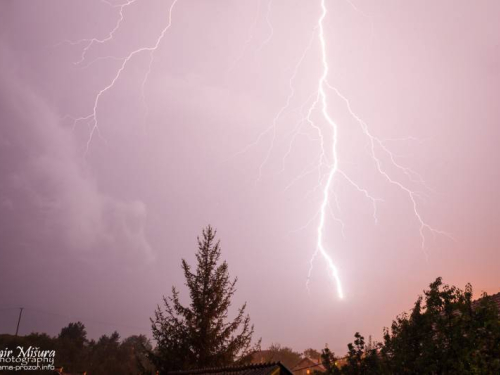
150, 225, 257, 373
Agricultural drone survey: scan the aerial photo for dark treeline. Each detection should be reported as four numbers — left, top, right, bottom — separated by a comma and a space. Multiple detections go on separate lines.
0, 322, 154, 374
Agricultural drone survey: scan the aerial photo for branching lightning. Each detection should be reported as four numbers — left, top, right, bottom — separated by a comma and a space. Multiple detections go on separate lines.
57, 0, 138, 65
62, 0, 452, 300
239, 0, 452, 299
67, 0, 179, 153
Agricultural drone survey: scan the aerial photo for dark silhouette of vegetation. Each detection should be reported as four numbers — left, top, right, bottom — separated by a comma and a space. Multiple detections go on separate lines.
320, 277, 500, 374
258, 343, 303, 368
149, 225, 258, 373
86, 331, 153, 375
0, 322, 154, 375
318, 347, 341, 375
303, 347, 321, 360
57, 322, 88, 371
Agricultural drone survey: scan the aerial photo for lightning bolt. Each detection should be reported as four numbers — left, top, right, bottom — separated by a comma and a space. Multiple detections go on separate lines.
306, 0, 453, 298
241, 0, 452, 300
306, 0, 343, 299
68, 0, 179, 152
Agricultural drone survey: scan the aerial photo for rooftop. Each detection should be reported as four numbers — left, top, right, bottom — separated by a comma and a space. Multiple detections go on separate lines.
168, 362, 293, 375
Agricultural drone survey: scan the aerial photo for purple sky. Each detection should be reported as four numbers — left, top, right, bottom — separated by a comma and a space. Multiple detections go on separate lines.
1, 0, 500, 355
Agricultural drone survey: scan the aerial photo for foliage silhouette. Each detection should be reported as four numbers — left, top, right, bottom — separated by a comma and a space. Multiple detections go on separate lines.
150, 225, 257, 373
